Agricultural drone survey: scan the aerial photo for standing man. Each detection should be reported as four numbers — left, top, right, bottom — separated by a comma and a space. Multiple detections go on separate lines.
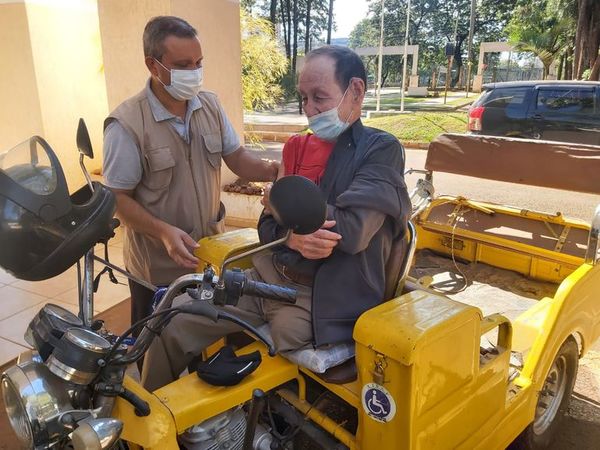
103, 16, 278, 330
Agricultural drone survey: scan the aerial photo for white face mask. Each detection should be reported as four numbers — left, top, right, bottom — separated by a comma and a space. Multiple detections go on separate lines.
307, 85, 353, 141
155, 59, 203, 101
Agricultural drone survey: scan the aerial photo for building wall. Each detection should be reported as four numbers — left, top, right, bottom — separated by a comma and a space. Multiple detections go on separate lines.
0, 2, 44, 155
25, 0, 109, 190
97, 0, 171, 111
0, 0, 243, 189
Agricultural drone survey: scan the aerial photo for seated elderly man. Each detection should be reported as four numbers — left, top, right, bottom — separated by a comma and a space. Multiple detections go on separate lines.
141, 45, 410, 391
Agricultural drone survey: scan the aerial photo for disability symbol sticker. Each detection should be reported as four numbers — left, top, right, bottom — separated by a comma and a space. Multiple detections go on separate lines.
361, 383, 396, 423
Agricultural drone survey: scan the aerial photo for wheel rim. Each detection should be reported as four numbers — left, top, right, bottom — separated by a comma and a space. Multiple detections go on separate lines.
532, 354, 568, 435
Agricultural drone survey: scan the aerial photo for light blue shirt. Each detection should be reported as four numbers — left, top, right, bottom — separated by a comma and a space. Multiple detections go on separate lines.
103, 80, 240, 190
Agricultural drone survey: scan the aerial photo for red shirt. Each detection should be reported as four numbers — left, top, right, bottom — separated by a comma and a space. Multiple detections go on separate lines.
282, 134, 335, 184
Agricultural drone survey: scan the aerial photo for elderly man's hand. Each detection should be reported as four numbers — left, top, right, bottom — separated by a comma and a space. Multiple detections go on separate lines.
287, 220, 342, 259
261, 182, 273, 214
159, 224, 200, 269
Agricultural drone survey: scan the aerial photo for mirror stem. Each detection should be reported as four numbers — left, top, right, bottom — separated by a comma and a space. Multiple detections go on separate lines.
79, 154, 94, 193
218, 230, 292, 281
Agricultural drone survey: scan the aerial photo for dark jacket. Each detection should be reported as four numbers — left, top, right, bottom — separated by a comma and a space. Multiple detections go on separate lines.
258, 120, 410, 346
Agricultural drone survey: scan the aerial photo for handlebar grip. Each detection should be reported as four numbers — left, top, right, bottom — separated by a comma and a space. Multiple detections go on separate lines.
244, 280, 297, 303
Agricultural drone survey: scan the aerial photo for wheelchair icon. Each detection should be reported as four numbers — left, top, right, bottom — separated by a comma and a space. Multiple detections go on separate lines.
367, 390, 388, 416
362, 383, 396, 423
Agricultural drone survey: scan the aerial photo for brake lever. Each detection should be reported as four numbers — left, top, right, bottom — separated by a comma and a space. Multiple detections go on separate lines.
176, 300, 274, 354
217, 310, 276, 356
177, 299, 219, 323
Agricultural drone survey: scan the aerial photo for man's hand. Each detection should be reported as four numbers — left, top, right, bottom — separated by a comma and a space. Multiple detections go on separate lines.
261, 163, 285, 215
223, 147, 280, 181
261, 182, 273, 214
287, 220, 342, 259
159, 224, 200, 269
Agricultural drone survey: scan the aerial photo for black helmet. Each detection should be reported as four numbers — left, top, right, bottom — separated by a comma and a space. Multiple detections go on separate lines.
0, 136, 116, 281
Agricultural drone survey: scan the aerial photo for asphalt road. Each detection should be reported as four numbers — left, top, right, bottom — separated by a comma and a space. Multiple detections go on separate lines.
404, 148, 600, 223
251, 145, 600, 223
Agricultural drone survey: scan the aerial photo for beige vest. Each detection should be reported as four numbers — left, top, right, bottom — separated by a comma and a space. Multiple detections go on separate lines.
106, 89, 226, 285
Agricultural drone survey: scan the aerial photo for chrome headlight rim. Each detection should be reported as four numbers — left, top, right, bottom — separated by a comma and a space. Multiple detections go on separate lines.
1, 370, 33, 447
1, 360, 73, 447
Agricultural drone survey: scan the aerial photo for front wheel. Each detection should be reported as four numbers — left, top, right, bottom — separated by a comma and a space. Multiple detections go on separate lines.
512, 337, 579, 449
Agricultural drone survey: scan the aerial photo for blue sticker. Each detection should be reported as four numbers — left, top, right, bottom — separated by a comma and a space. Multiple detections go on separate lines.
361, 383, 396, 423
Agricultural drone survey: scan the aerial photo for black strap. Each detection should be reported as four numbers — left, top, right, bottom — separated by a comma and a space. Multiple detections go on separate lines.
93, 242, 119, 293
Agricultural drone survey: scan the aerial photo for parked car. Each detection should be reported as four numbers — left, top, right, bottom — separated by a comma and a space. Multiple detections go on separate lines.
468, 80, 600, 145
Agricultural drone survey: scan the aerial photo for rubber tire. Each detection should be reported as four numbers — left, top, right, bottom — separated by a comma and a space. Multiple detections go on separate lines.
511, 337, 579, 450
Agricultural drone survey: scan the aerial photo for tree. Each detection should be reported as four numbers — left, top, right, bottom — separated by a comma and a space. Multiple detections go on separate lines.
573, 0, 600, 80
349, 0, 517, 88
240, 11, 289, 110
508, 0, 571, 79
326, 0, 334, 44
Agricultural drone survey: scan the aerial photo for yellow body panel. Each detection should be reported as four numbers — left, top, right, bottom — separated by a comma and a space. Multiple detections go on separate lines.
353, 291, 511, 449
111, 376, 179, 449
155, 342, 299, 433
194, 228, 260, 274
416, 197, 587, 283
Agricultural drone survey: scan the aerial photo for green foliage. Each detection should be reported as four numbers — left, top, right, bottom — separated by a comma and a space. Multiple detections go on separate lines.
507, 0, 573, 78
241, 11, 288, 111
349, 0, 518, 87
364, 112, 468, 143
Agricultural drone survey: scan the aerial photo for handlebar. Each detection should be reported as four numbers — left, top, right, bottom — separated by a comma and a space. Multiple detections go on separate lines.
243, 280, 297, 303
110, 268, 293, 365
217, 269, 297, 306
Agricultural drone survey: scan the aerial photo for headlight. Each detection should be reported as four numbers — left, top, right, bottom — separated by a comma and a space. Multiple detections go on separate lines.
1, 374, 33, 447
1, 360, 73, 448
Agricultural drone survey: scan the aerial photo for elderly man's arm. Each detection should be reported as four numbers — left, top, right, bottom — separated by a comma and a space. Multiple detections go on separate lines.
326, 138, 408, 255
223, 146, 279, 181
257, 138, 406, 259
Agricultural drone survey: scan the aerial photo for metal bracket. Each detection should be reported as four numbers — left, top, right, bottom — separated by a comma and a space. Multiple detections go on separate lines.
554, 226, 571, 253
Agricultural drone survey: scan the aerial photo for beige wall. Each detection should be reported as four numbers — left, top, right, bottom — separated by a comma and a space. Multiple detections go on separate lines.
97, 0, 171, 110
171, 0, 244, 136
0, 0, 243, 189
25, 0, 109, 189
0, 2, 44, 154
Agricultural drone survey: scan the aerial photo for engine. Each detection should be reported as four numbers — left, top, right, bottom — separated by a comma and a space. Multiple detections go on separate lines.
179, 407, 274, 450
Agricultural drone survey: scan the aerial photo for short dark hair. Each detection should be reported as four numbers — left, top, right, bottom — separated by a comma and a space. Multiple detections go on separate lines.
306, 45, 367, 91
143, 16, 197, 59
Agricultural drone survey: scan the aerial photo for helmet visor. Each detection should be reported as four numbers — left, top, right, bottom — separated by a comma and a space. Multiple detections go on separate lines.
0, 138, 57, 196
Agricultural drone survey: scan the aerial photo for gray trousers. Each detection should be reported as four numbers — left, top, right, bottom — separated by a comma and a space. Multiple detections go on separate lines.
141, 252, 313, 392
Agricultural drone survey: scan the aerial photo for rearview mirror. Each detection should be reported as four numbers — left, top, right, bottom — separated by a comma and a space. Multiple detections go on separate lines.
269, 175, 326, 235
76, 118, 94, 159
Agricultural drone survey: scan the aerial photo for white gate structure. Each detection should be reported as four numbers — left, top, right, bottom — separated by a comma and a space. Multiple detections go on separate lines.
473, 42, 557, 92
354, 45, 427, 95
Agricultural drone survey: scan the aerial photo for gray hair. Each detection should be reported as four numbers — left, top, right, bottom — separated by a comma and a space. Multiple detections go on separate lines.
143, 16, 197, 60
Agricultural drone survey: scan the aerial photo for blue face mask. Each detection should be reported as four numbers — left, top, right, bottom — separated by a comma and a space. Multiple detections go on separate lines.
308, 86, 353, 141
